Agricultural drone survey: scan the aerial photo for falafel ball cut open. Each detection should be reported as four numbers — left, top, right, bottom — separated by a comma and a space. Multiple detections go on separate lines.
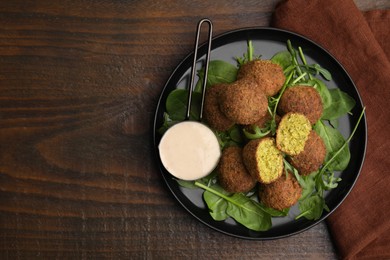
218, 146, 257, 193
203, 83, 235, 132
219, 80, 268, 125
242, 138, 283, 184
276, 112, 311, 156
289, 130, 327, 175
278, 85, 323, 125
237, 59, 285, 97
259, 171, 302, 210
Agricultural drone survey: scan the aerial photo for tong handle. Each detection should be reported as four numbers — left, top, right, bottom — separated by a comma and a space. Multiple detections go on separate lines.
186, 18, 213, 121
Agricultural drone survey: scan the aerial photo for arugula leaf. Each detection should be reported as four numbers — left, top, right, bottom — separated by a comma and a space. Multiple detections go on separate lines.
318, 169, 342, 191
236, 40, 260, 66
215, 125, 243, 149
321, 89, 356, 120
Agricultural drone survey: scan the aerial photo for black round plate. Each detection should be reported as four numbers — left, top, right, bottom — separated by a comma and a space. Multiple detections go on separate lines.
153, 27, 367, 239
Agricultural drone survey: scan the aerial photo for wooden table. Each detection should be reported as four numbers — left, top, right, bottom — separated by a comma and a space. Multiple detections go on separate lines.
1, 0, 389, 258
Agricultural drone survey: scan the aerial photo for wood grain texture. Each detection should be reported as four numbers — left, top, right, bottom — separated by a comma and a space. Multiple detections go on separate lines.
0, 0, 388, 258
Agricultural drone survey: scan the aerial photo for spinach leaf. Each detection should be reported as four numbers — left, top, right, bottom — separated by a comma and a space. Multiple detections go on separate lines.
165, 89, 201, 121
226, 193, 272, 231
311, 63, 332, 81
296, 194, 329, 220
256, 203, 289, 217
314, 121, 351, 171
176, 179, 198, 189
196, 182, 272, 231
203, 185, 229, 221
304, 78, 332, 111
271, 50, 292, 70
321, 89, 356, 120
195, 60, 237, 92
293, 170, 317, 201
215, 125, 243, 149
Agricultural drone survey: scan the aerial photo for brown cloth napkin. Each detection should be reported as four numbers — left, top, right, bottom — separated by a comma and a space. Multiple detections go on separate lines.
272, 0, 390, 259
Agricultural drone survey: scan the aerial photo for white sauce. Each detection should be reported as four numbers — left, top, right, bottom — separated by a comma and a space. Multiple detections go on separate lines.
158, 121, 221, 181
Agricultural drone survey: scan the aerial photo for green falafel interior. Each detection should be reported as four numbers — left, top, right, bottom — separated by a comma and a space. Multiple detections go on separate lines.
276, 113, 312, 156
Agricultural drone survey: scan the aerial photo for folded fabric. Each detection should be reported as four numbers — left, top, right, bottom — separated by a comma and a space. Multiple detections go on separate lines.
271, 0, 390, 259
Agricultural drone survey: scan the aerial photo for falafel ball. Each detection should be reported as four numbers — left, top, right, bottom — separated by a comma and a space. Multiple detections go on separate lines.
203, 83, 235, 131
289, 130, 327, 175
237, 59, 285, 97
219, 79, 268, 125
242, 137, 283, 184
276, 112, 312, 156
278, 85, 323, 125
218, 146, 257, 193
259, 172, 302, 210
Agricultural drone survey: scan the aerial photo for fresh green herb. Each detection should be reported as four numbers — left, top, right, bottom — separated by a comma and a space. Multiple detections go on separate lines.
271, 51, 292, 70
195, 181, 273, 231
267, 71, 294, 135
298, 173, 317, 201
296, 194, 329, 220
318, 107, 365, 176
296, 108, 365, 220
242, 124, 271, 140
236, 40, 260, 66
165, 89, 201, 121
301, 78, 332, 111
214, 125, 244, 149
321, 88, 356, 120
195, 60, 238, 92
314, 120, 351, 171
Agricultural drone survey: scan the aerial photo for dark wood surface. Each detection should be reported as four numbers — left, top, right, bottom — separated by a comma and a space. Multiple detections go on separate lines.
1, 0, 389, 259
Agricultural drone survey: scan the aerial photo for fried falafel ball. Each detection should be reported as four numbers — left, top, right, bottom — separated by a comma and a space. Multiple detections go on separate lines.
259, 171, 302, 210
218, 146, 257, 193
219, 80, 268, 125
237, 59, 285, 97
276, 112, 312, 156
289, 130, 327, 175
242, 137, 283, 184
278, 85, 323, 125
203, 83, 235, 131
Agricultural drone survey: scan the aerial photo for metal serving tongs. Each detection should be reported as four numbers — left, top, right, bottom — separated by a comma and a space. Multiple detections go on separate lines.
158, 19, 220, 181
185, 18, 213, 121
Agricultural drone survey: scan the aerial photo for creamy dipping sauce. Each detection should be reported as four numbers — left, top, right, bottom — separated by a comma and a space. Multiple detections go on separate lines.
158, 121, 221, 181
